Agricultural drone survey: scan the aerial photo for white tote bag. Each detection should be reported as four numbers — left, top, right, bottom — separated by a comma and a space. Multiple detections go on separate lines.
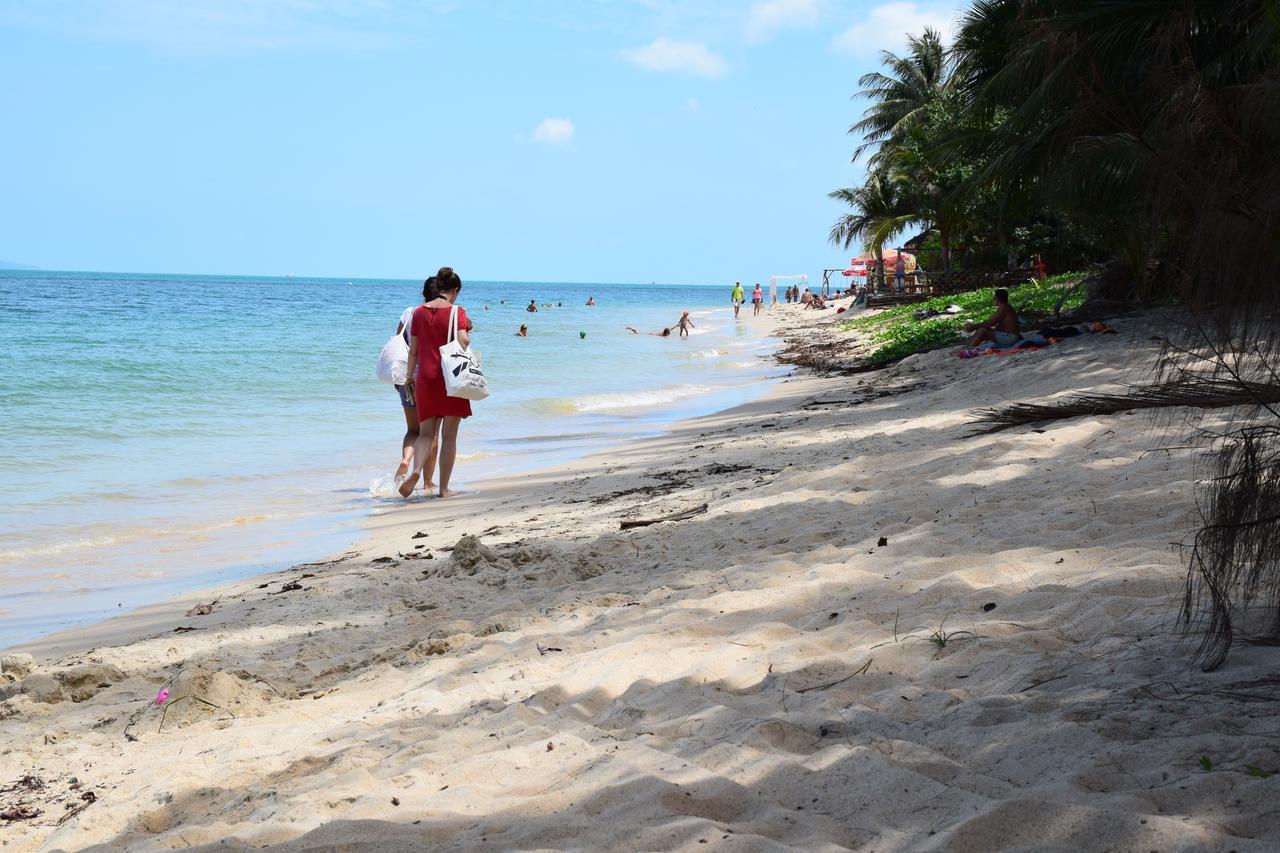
439, 304, 489, 401
376, 328, 410, 385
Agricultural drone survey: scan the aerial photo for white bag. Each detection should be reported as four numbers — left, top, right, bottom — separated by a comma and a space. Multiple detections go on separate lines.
376, 328, 410, 385
439, 304, 489, 401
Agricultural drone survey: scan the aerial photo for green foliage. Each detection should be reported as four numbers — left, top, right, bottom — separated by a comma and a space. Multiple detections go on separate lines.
1199, 756, 1213, 771
838, 274, 1086, 365
927, 626, 975, 648
1244, 765, 1274, 779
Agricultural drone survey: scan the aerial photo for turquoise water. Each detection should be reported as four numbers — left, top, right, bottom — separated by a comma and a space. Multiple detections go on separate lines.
0, 270, 782, 647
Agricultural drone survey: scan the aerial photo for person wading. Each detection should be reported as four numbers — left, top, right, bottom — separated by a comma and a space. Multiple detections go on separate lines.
400, 267, 474, 499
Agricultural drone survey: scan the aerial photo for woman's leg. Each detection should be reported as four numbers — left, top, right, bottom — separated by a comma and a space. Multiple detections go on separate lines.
399, 416, 441, 497
397, 403, 419, 478
421, 418, 441, 491
437, 416, 462, 498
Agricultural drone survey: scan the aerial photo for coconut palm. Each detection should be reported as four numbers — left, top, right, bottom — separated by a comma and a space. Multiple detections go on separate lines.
949, 0, 1280, 669
828, 171, 917, 288
848, 28, 952, 164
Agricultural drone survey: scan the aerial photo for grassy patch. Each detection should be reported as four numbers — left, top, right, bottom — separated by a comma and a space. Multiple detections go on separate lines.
840, 272, 1087, 365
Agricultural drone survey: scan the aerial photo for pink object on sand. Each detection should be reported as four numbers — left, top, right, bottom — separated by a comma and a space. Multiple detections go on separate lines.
155, 688, 169, 706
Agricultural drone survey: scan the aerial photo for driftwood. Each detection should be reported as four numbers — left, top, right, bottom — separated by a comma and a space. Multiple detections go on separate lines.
968, 379, 1280, 435
620, 503, 709, 530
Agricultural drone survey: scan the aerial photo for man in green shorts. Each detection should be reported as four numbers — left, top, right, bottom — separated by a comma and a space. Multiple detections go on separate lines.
731, 281, 745, 318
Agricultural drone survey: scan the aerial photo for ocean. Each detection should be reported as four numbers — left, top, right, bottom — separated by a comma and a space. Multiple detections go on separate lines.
0, 270, 783, 647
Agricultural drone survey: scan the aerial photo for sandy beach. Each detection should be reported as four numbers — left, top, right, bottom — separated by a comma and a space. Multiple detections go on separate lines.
3, 300, 1278, 852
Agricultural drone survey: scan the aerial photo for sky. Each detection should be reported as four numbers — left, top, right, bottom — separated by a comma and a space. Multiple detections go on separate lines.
0, 0, 962, 284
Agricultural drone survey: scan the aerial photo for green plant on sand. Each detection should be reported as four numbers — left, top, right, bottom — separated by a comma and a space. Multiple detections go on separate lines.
839, 273, 1086, 365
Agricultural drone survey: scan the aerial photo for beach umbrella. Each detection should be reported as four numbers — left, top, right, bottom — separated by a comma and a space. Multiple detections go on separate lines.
852, 250, 917, 273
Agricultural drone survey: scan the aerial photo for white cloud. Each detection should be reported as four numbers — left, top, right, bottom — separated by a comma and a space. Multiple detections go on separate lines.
746, 0, 819, 42
832, 2, 959, 55
531, 117, 575, 145
621, 37, 728, 78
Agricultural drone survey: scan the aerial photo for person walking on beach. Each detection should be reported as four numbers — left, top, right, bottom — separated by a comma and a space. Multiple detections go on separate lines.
400, 267, 474, 500
731, 282, 745, 318
675, 312, 694, 337
752, 283, 764, 316
392, 283, 439, 491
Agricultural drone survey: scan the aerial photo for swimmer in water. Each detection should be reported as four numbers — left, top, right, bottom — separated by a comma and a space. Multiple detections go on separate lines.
626, 326, 672, 337
515, 324, 528, 336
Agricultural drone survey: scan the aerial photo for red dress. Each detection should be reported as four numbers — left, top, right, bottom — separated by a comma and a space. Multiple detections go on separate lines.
411, 303, 473, 419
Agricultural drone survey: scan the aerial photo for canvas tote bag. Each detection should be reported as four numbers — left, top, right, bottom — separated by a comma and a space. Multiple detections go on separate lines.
376, 326, 410, 385
439, 304, 489, 401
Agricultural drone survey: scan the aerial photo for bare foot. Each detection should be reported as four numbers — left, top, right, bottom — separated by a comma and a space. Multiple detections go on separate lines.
395, 461, 410, 478
398, 472, 420, 498
423, 481, 436, 492
438, 488, 460, 499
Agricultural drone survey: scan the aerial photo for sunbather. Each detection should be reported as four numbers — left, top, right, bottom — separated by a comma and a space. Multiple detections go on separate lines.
964, 288, 1021, 347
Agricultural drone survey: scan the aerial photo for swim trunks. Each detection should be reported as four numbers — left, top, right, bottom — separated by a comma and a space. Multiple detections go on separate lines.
992, 329, 1021, 347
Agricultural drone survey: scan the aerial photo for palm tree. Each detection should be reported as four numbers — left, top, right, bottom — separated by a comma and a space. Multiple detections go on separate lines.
949, 0, 1280, 669
828, 171, 917, 288
848, 28, 951, 164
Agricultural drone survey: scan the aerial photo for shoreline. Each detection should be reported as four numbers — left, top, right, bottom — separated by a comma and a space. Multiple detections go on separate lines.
6, 299, 1275, 852
5, 303, 813, 661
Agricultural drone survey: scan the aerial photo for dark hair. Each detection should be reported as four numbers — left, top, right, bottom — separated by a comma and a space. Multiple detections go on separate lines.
994, 288, 1009, 303
422, 267, 461, 301
435, 266, 462, 294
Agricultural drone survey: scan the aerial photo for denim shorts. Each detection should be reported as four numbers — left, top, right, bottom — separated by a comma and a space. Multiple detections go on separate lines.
395, 382, 416, 409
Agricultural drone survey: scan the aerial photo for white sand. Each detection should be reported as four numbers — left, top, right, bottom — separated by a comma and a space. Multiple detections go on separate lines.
3, 302, 1278, 852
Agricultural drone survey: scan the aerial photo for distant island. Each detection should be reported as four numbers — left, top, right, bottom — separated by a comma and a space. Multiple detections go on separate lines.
0, 260, 41, 270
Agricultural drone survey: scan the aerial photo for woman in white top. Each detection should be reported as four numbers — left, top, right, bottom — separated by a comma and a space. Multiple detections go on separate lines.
393, 278, 439, 489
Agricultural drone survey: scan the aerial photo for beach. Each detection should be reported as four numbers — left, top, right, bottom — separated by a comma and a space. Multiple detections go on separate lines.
3, 299, 1277, 851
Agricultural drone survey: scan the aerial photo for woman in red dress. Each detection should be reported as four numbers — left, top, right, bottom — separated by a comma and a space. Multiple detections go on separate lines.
399, 267, 473, 499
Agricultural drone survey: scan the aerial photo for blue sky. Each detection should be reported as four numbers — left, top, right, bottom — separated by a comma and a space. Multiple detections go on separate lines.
0, 0, 960, 283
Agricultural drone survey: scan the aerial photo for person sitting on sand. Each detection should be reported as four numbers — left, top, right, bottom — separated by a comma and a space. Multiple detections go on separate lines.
675, 312, 694, 337
626, 326, 672, 337
800, 288, 813, 306
964, 288, 1022, 347
804, 293, 827, 310
515, 324, 528, 336
526, 300, 538, 313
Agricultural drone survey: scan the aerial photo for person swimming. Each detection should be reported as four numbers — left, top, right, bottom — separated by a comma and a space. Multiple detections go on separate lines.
527, 300, 538, 313
516, 324, 528, 336
626, 326, 672, 337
